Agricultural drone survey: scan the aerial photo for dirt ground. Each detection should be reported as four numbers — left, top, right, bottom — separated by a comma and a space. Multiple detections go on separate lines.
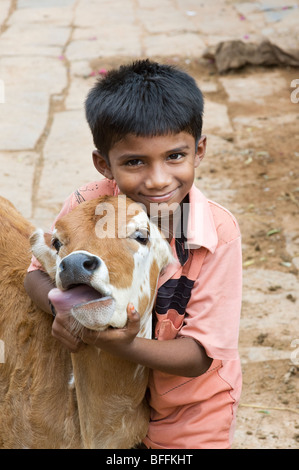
191, 61, 299, 449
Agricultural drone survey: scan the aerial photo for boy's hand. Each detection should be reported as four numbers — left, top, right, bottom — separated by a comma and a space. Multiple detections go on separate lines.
51, 302, 140, 355
51, 303, 85, 353
80, 304, 140, 354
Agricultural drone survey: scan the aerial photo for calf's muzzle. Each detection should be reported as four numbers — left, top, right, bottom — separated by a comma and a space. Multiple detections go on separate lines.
59, 252, 101, 289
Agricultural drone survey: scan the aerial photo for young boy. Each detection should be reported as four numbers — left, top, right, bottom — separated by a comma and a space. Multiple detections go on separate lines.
24, 60, 242, 449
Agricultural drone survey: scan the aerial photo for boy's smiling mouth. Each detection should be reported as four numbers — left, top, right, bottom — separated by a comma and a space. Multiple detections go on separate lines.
140, 188, 178, 203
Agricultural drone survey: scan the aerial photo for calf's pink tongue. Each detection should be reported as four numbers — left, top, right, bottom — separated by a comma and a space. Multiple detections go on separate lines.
48, 285, 116, 331
48, 285, 101, 313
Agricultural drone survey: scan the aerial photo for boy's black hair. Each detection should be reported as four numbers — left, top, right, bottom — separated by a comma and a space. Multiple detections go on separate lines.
85, 59, 204, 161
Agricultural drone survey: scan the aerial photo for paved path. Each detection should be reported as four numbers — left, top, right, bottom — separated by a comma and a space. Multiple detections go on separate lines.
1, 0, 298, 226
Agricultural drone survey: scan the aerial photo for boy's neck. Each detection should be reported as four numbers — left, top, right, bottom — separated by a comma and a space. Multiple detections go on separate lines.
157, 196, 189, 244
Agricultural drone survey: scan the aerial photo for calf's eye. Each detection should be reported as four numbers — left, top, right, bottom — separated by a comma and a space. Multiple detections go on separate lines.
131, 229, 149, 245
51, 238, 62, 252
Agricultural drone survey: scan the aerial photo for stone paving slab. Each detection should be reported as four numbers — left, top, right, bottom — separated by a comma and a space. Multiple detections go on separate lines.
219, 71, 288, 104
0, 150, 38, 219
0, 0, 11, 25
34, 109, 99, 228
203, 100, 234, 138
1, 23, 70, 56
0, 56, 67, 150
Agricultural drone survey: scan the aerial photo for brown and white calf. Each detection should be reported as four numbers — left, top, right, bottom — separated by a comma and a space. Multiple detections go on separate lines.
0, 195, 172, 449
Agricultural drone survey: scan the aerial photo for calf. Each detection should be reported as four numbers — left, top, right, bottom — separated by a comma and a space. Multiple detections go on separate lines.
0, 195, 172, 448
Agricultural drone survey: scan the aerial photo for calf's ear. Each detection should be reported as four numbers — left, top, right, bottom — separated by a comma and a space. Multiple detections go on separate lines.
44, 232, 53, 248
29, 229, 57, 281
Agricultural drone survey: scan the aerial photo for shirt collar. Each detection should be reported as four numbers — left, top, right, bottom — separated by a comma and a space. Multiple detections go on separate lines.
185, 184, 218, 254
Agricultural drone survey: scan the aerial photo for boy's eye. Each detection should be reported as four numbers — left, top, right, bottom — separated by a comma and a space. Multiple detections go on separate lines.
125, 159, 144, 167
51, 238, 62, 252
167, 153, 185, 160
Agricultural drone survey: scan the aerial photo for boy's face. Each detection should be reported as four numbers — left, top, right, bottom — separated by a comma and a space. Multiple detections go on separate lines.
93, 132, 206, 215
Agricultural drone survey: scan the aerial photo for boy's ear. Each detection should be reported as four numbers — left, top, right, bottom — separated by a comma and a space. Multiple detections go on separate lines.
194, 135, 207, 168
92, 150, 114, 180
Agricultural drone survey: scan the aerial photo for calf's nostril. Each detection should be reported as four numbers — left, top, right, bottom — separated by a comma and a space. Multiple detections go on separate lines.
82, 256, 100, 272
60, 260, 66, 271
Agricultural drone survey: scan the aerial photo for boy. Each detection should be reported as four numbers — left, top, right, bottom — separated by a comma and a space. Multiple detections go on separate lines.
24, 60, 242, 449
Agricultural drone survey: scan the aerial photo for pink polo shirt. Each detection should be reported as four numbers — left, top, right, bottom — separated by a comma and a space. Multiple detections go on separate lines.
145, 185, 242, 449
28, 179, 242, 449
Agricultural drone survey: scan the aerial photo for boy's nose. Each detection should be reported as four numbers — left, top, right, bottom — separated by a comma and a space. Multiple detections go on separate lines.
144, 164, 172, 190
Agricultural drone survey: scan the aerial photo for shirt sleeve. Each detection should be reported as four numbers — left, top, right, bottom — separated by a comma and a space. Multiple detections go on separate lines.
178, 235, 242, 361
27, 179, 117, 272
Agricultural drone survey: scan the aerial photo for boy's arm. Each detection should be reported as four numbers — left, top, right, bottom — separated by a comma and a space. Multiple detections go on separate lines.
24, 270, 55, 315
52, 304, 212, 377
92, 307, 213, 377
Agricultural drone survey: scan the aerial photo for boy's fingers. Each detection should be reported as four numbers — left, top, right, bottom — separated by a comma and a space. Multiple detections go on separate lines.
52, 329, 83, 353
80, 327, 101, 345
52, 304, 140, 350
126, 304, 140, 329
127, 303, 138, 317
52, 315, 84, 353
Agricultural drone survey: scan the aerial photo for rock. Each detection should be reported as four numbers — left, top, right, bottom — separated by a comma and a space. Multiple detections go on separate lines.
203, 39, 299, 73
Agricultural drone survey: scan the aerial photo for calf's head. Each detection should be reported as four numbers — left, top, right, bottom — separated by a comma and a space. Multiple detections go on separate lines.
30, 196, 173, 334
